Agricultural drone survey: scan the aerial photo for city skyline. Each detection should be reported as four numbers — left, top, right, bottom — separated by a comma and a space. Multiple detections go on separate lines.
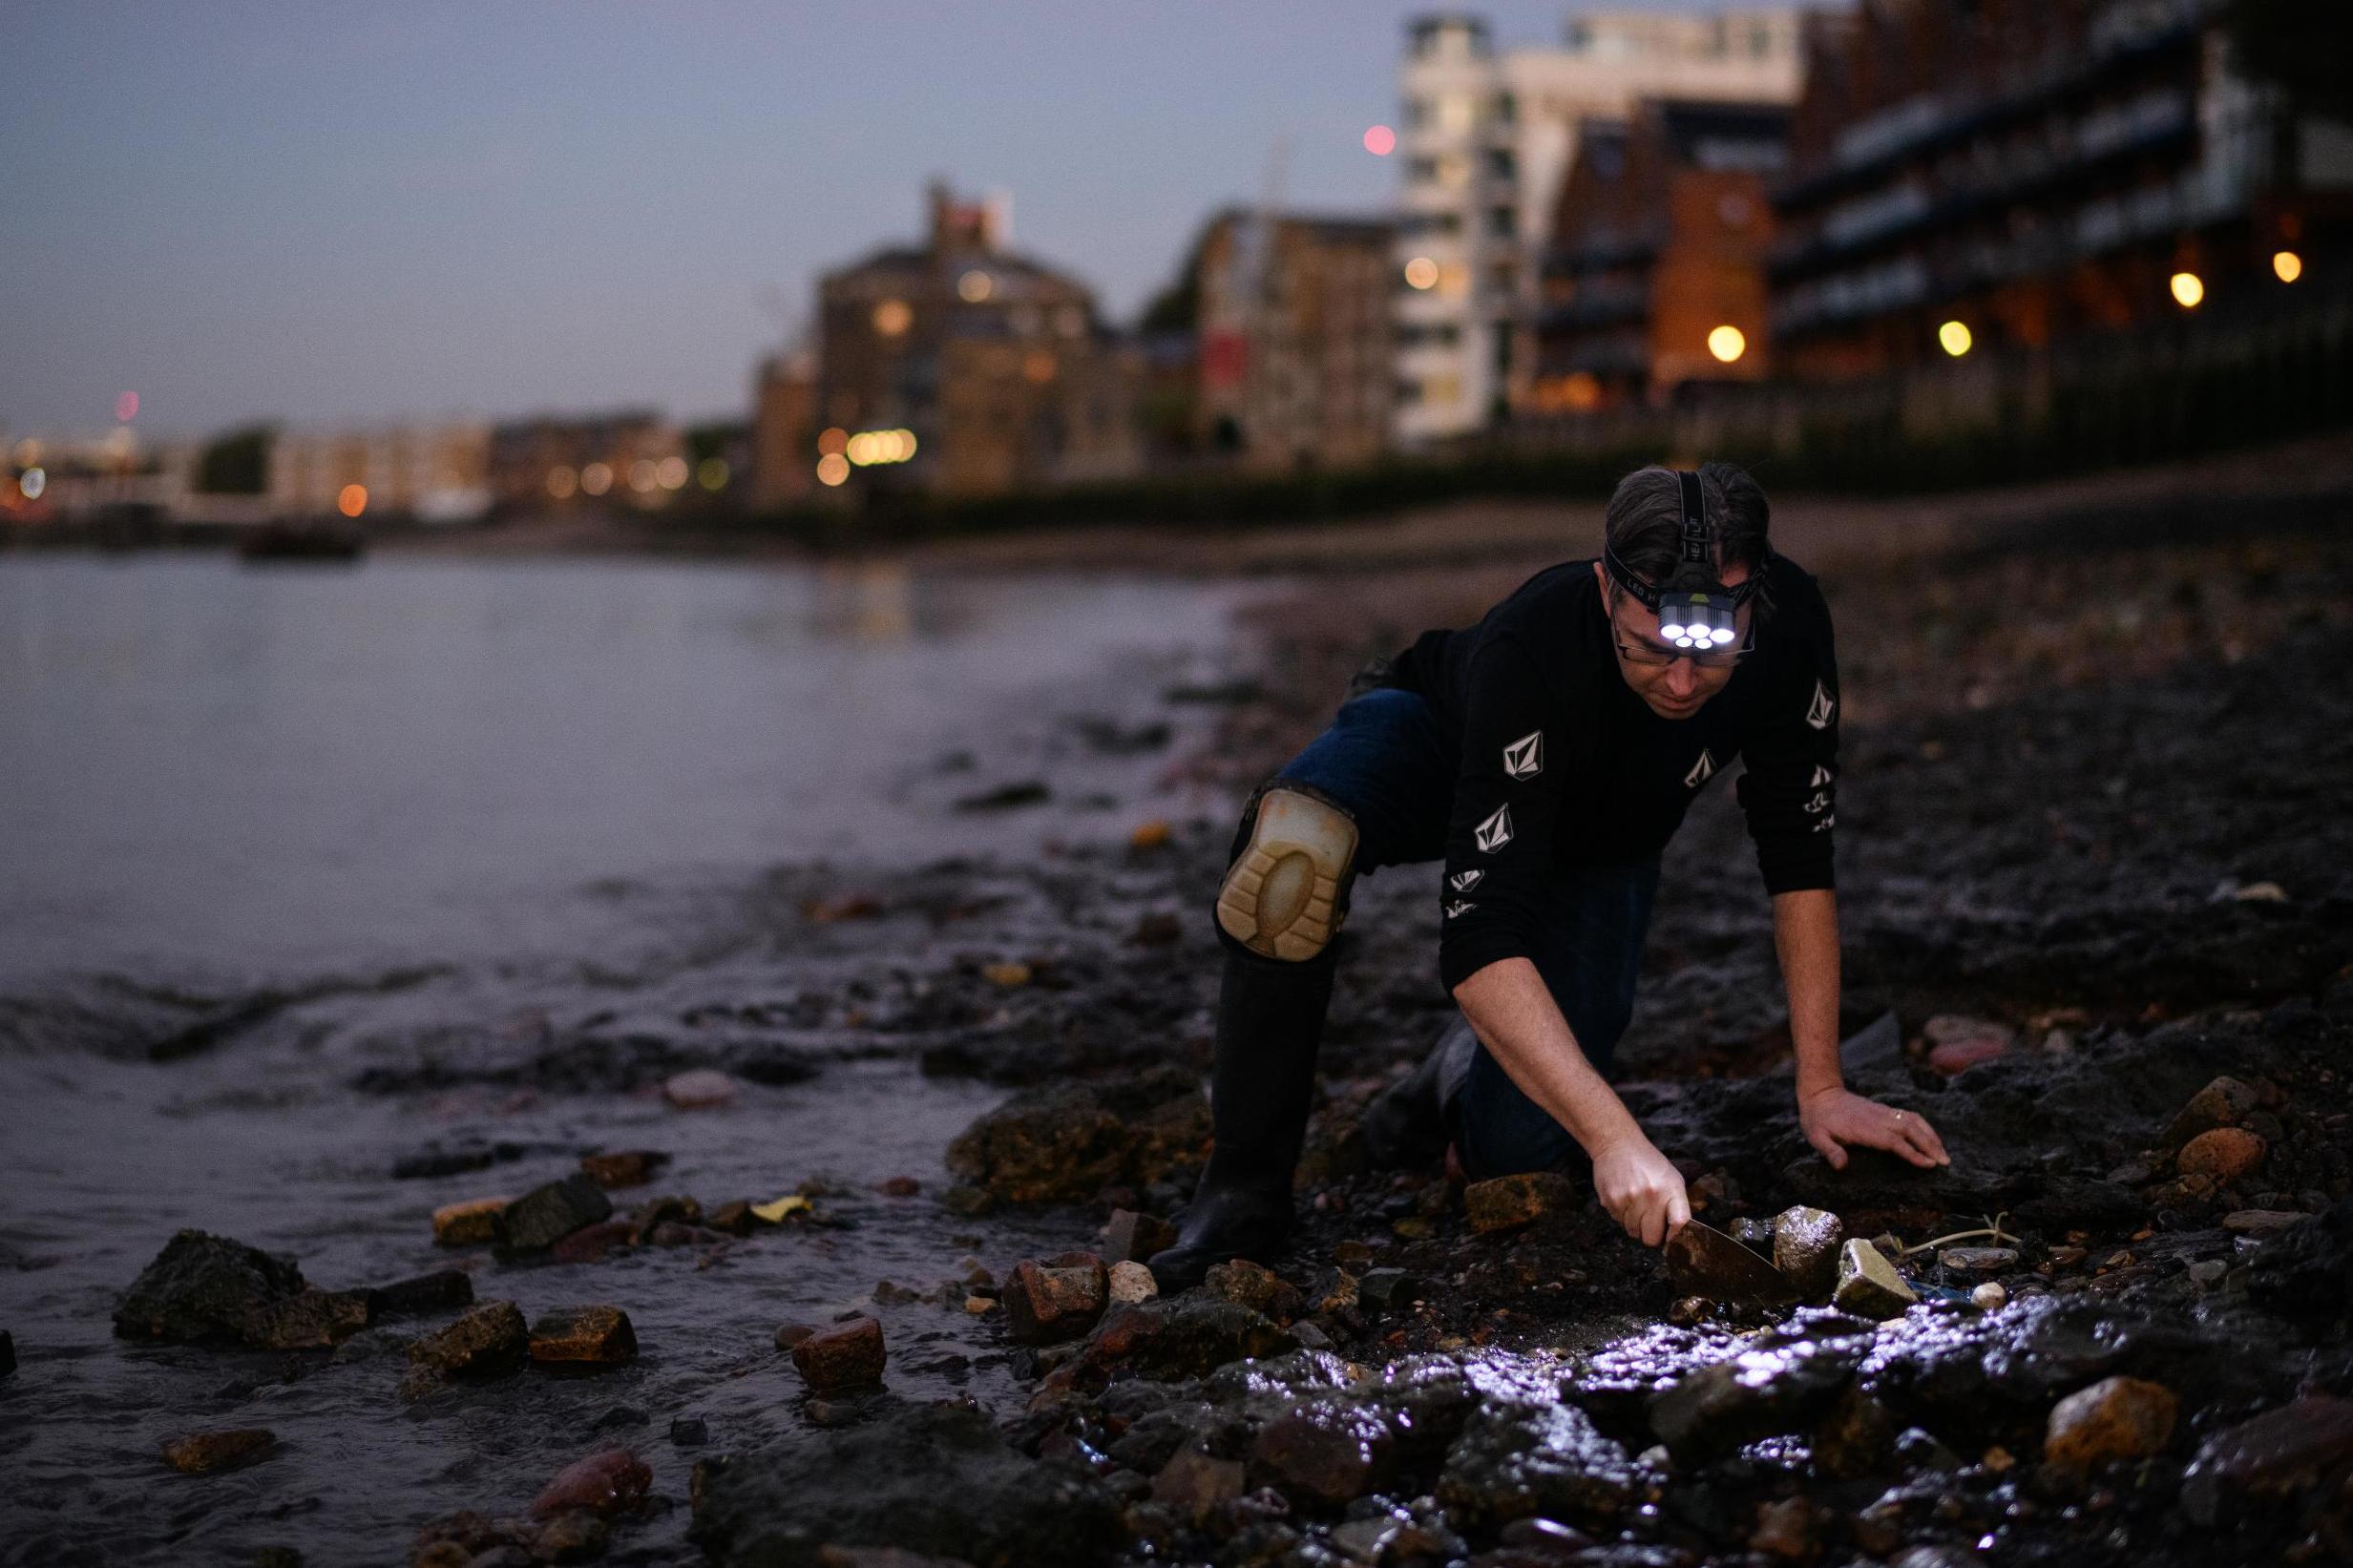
3, 0, 1733, 439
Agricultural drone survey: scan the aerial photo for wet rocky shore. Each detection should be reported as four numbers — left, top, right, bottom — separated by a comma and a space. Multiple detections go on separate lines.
6, 488, 2353, 1567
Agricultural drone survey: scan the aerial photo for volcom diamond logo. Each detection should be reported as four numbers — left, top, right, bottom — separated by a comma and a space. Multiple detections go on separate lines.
1473, 803, 1514, 853
1502, 730, 1544, 779
1443, 899, 1477, 920
1806, 680, 1836, 730
1810, 763, 1834, 786
1449, 868, 1483, 892
1684, 749, 1716, 789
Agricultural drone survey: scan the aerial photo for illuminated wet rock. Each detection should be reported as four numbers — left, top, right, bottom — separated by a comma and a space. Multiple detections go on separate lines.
1832, 1239, 1918, 1318
1435, 1399, 1644, 1531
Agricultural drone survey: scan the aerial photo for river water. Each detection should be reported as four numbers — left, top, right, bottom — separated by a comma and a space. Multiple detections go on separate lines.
0, 552, 1256, 1565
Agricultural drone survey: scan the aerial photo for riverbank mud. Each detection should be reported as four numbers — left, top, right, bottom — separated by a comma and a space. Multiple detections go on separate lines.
5, 479, 2351, 1566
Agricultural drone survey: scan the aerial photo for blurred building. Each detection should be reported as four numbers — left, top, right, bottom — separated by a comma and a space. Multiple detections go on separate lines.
749, 350, 817, 511
1192, 209, 1396, 470
270, 423, 491, 521
1769, 0, 2353, 378
487, 411, 688, 512
1534, 98, 1790, 410
812, 181, 1139, 499
1393, 8, 1802, 444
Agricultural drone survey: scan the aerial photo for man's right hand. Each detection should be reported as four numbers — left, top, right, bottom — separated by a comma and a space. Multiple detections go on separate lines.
1592, 1134, 1691, 1247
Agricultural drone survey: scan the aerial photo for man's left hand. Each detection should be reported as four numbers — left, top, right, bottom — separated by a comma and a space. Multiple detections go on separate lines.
1799, 1086, 1949, 1170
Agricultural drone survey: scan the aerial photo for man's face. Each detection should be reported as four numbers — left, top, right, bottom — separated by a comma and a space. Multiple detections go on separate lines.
1593, 559, 1754, 721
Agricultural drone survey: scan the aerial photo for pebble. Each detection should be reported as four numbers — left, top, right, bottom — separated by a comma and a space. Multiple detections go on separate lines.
1463, 1171, 1578, 1234
1251, 1403, 1395, 1508
1101, 1209, 1177, 1264
2221, 1208, 2312, 1238
1938, 1246, 2019, 1272
1203, 1257, 1301, 1319
662, 1068, 739, 1110
2044, 1375, 2178, 1473
495, 1175, 614, 1252
1970, 1282, 2007, 1309
1833, 1239, 1919, 1318
2166, 1076, 2260, 1143
1106, 1260, 1158, 1306
528, 1305, 638, 1365
431, 1197, 509, 1246
1356, 1268, 1418, 1313
407, 1301, 528, 1382
1129, 819, 1173, 849
2178, 1127, 2267, 1182
578, 1149, 669, 1188
161, 1428, 276, 1474
529, 1447, 651, 1518
1151, 1450, 1244, 1521
963, 1295, 994, 1315
240, 1288, 372, 1350
1001, 1254, 1109, 1345
1773, 1204, 1845, 1298
789, 1315, 885, 1393
552, 1218, 639, 1264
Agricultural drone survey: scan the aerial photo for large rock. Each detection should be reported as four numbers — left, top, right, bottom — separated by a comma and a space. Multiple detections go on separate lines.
1435, 1400, 1644, 1531
1001, 1256, 1107, 1346
408, 1301, 528, 1381
496, 1175, 614, 1252
2043, 1375, 2178, 1474
1649, 1335, 1871, 1464
2164, 1076, 2259, 1144
529, 1306, 638, 1365
791, 1316, 886, 1393
531, 1447, 651, 1518
944, 1070, 1208, 1203
2246, 1192, 2353, 1317
1250, 1400, 1396, 1509
2176, 1127, 2266, 1183
2180, 1395, 2353, 1525
114, 1230, 306, 1344
1832, 1239, 1918, 1318
1082, 1298, 1296, 1382
1772, 1205, 1845, 1298
431, 1197, 508, 1246
1464, 1172, 1578, 1235
688, 1399, 1122, 1568
1150, 1451, 1245, 1522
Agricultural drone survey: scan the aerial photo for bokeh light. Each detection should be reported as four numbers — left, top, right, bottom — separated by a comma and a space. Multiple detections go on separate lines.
817, 427, 848, 457
1402, 256, 1439, 290
1939, 320, 1973, 356
872, 299, 913, 336
2170, 270, 2204, 308
1707, 324, 1746, 364
115, 390, 139, 423
2274, 250, 2303, 282
627, 459, 658, 492
956, 269, 993, 303
815, 453, 851, 486
655, 455, 688, 491
546, 465, 578, 499
580, 462, 614, 496
1363, 125, 1397, 157
337, 484, 368, 518
697, 457, 730, 491
19, 467, 46, 500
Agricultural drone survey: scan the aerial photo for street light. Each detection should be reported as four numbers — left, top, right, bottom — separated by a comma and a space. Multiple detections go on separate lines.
2170, 271, 2204, 308
2274, 250, 2303, 283
1939, 320, 1973, 357
1706, 324, 1745, 364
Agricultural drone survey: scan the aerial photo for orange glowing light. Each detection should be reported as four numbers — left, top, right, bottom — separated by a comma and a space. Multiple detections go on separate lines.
1706, 324, 1746, 364
815, 453, 850, 487
2170, 271, 2204, 308
1403, 257, 1439, 290
872, 298, 913, 336
1363, 125, 1397, 157
337, 484, 368, 518
2274, 250, 2303, 283
547, 465, 578, 499
116, 390, 139, 422
580, 462, 614, 496
817, 427, 849, 457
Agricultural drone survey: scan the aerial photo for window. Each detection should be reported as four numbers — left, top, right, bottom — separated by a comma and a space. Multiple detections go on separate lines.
1488, 205, 1518, 238
1409, 157, 1439, 184
1487, 149, 1517, 180
1403, 96, 1431, 130
1493, 92, 1518, 125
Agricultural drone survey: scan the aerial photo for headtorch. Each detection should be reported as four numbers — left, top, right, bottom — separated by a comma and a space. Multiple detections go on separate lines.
1604, 469, 1767, 647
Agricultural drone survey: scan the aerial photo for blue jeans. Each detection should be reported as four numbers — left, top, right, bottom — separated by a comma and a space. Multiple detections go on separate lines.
1272, 686, 1660, 1180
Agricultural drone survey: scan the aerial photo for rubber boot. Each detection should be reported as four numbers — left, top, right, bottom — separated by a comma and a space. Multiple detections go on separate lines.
1146, 947, 1335, 1291
1359, 1014, 1477, 1170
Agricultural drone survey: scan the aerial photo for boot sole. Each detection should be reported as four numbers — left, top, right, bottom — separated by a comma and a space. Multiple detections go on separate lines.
1216, 788, 1357, 962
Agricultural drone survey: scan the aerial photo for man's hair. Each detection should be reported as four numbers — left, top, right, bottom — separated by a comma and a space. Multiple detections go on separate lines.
1601, 461, 1774, 616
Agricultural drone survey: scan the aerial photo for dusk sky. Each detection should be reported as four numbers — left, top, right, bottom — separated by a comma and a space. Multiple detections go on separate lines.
6, 2, 1714, 439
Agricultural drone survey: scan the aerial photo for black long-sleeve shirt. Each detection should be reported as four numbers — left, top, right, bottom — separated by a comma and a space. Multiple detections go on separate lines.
1382, 555, 1840, 993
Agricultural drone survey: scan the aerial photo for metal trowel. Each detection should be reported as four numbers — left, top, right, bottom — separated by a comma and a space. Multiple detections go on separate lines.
1662, 1218, 1801, 1308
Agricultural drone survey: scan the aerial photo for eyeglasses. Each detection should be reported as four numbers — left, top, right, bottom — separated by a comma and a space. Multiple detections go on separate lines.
1613, 631, 1752, 671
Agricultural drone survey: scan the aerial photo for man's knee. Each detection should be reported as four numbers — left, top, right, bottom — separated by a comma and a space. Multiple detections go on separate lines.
1215, 784, 1359, 963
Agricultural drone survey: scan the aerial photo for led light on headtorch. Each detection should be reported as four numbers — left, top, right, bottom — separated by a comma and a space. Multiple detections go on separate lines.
1662, 594, 1737, 649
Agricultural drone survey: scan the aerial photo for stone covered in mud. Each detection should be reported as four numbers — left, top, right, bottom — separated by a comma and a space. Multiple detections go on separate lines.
943, 1067, 1208, 1203
790, 1315, 886, 1393
406, 1301, 528, 1385
527, 1305, 637, 1365
494, 1174, 613, 1252
161, 1428, 277, 1474
689, 1400, 1122, 1567
114, 1230, 308, 1344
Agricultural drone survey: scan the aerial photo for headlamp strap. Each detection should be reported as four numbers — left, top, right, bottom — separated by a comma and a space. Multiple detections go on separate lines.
1676, 469, 1710, 568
